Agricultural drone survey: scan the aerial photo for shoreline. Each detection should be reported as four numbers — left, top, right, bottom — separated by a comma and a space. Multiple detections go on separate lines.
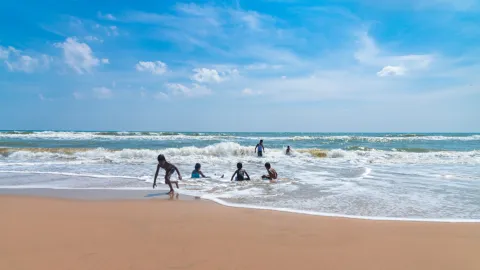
0, 187, 479, 223
1, 195, 479, 270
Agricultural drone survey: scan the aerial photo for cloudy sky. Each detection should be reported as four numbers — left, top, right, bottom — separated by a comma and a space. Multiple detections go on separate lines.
1, 0, 479, 132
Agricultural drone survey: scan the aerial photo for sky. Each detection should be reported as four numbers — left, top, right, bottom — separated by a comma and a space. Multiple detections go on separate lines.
0, 0, 479, 132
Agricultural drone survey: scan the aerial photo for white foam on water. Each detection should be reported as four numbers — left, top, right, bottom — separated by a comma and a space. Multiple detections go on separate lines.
1, 143, 479, 165
200, 195, 480, 223
1, 131, 479, 141
0, 168, 479, 222
361, 167, 372, 178
1, 142, 479, 222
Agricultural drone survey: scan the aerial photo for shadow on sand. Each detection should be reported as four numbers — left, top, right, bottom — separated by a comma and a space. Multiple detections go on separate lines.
144, 192, 180, 200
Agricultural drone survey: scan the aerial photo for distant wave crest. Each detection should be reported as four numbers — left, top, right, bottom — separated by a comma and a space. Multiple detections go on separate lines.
0, 131, 478, 142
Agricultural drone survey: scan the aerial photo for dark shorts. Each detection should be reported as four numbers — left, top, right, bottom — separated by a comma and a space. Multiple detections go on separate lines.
165, 168, 176, 182
257, 151, 263, 157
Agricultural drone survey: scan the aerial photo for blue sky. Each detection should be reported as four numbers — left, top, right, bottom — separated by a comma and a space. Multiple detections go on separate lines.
1, 0, 479, 132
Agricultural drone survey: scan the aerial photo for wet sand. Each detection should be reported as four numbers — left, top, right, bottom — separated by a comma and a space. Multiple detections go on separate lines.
0, 188, 196, 200
1, 195, 479, 270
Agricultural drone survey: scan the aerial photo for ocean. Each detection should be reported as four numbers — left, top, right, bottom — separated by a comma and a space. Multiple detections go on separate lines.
0, 131, 479, 221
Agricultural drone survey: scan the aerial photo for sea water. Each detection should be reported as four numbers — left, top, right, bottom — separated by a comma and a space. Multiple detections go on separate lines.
0, 131, 479, 221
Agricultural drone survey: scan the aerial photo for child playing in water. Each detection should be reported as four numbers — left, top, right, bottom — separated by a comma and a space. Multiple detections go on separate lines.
262, 162, 278, 181
255, 139, 265, 157
231, 162, 251, 181
153, 154, 182, 194
191, 163, 206, 178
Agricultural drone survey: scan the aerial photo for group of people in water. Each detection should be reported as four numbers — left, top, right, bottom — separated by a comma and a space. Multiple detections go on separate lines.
153, 139, 290, 194
254, 140, 291, 156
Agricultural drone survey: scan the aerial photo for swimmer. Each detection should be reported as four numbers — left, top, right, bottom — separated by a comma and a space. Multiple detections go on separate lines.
262, 162, 278, 181
153, 154, 182, 194
231, 162, 251, 181
191, 163, 206, 178
286, 146, 291, 155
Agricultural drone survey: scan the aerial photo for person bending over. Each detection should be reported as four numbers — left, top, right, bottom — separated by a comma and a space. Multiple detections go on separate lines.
262, 162, 278, 181
153, 154, 182, 194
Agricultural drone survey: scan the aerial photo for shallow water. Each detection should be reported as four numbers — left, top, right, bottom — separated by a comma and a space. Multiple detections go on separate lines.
1, 131, 479, 221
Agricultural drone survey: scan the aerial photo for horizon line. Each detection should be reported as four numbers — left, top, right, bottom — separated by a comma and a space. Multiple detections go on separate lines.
1, 130, 479, 134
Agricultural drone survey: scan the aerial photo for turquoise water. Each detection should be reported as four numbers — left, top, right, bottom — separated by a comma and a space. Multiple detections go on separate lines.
0, 131, 478, 151
0, 131, 479, 221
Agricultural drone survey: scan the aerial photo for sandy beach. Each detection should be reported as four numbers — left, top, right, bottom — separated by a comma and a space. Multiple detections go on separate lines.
1, 195, 479, 270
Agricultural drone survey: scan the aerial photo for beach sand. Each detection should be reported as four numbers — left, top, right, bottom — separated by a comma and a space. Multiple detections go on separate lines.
1, 195, 479, 270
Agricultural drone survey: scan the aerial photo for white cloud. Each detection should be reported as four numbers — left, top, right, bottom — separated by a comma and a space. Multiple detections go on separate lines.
55, 37, 104, 74
107, 26, 119, 36
5, 55, 40, 73
394, 55, 433, 70
355, 31, 433, 76
42, 16, 121, 43
72, 92, 83, 100
120, 5, 304, 74
122, 4, 277, 51
175, 3, 219, 18
241, 88, 262, 96
415, 0, 478, 11
166, 83, 212, 97
377, 66, 406, 77
38, 93, 54, 101
238, 11, 262, 30
244, 45, 302, 66
0, 46, 15, 59
154, 92, 169, 100
98, 12, 117, 21
167, 83, 189, 95
244, 63, 283, 70
129, 3, 273, 33
101, 58, 109, 64
91, 22, 119, 37
190, 67, 239, 83
92, 87, 113, 99
354, 32, 381, 65
228, 8, 275, 31
84, 36, 103, 43
225, 68, 239, 75
191, 68, 223, 83
0, 49, 8, 59
1, 46, 51, 73
241, 88, 253, 95
135, 61, 167, 75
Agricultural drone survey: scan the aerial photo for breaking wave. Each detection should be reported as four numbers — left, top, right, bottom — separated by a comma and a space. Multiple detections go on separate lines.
1, 142, 479, 165
0, 131, 479, 142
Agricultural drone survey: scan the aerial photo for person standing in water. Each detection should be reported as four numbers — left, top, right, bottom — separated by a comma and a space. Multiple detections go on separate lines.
153, 154, 182, 194
286, 146, 291, 155
255, 139, 265, 157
